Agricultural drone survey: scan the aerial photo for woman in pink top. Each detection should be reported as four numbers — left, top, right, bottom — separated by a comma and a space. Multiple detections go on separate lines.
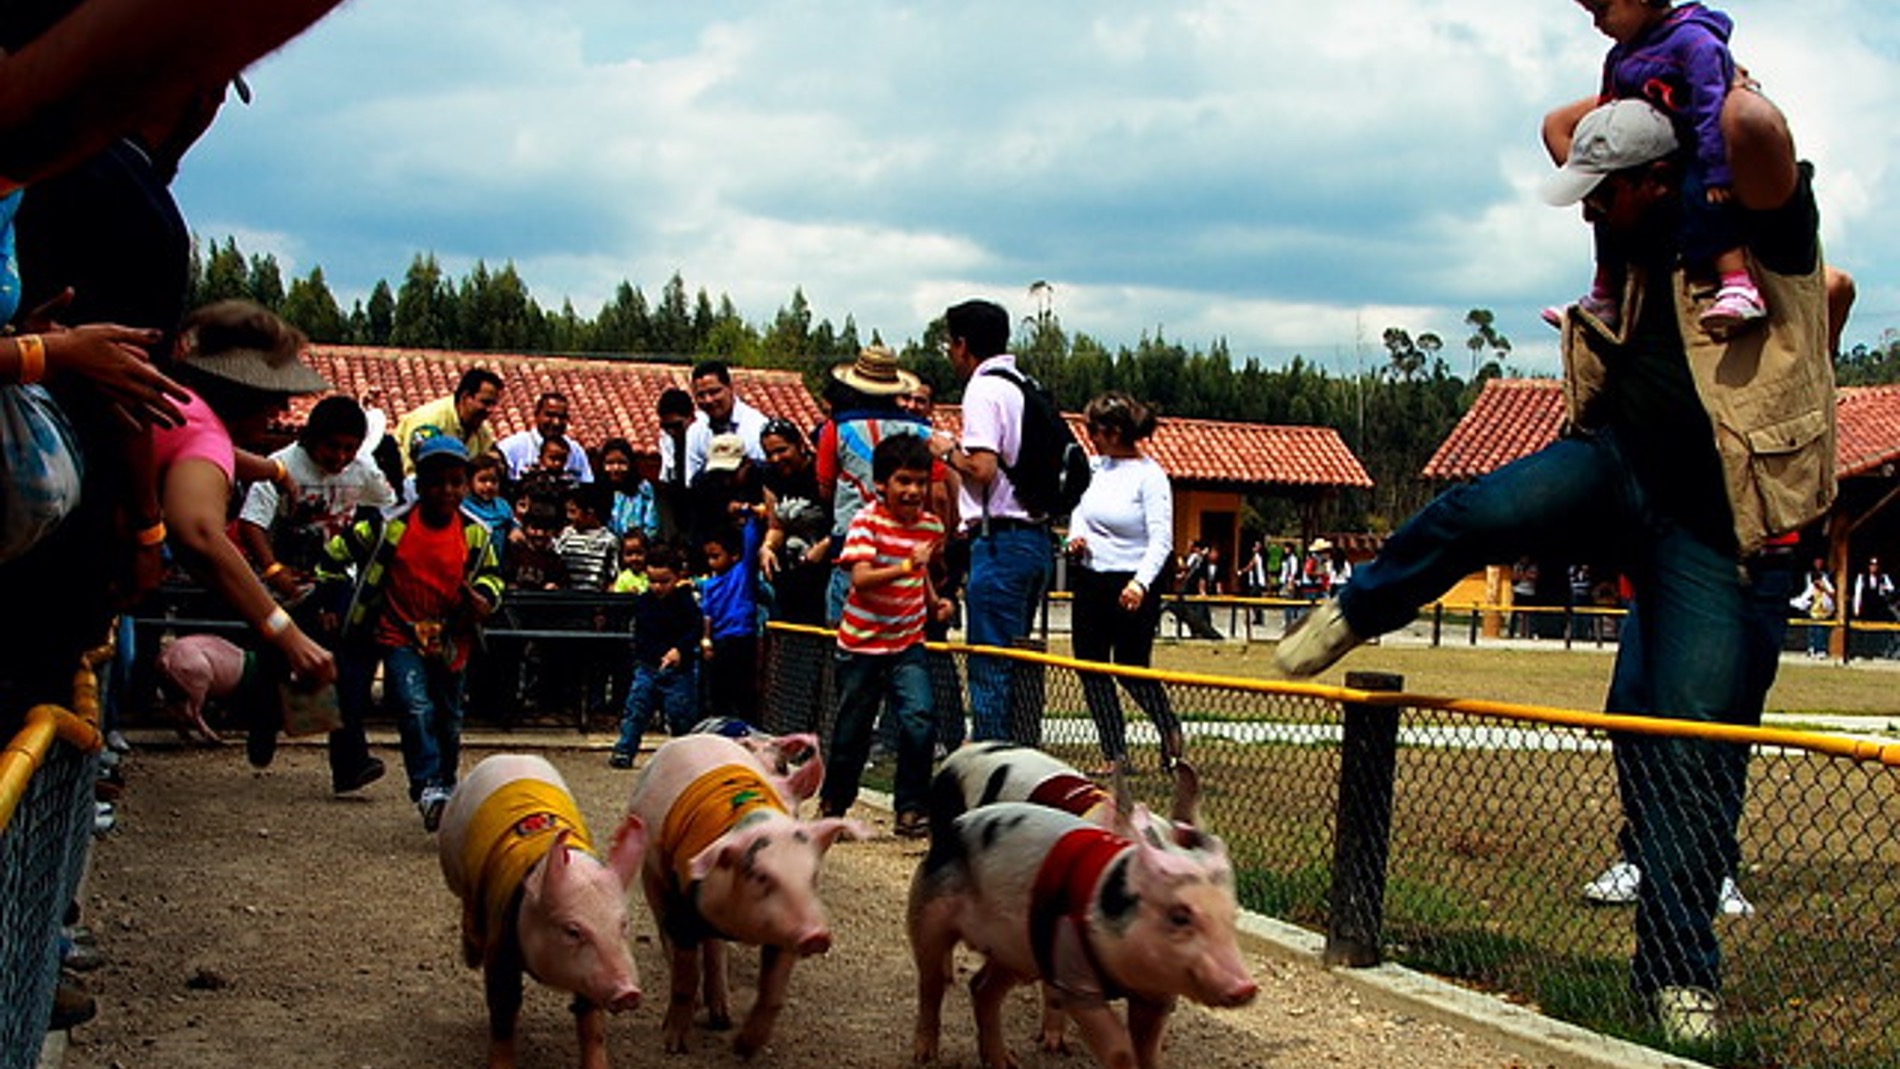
153, 301, 338, 709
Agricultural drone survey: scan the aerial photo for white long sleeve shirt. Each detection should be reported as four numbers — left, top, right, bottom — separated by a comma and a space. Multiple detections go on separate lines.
1069, 454, 1173, 589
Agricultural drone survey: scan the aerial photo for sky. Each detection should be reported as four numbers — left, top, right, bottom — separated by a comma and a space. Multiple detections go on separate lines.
172, 1, 1900, 378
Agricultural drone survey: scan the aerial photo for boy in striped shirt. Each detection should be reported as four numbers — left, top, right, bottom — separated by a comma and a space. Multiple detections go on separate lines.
824, 434, 949, 836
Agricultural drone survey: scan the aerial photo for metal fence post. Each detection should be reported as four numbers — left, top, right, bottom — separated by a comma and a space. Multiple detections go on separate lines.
1431, 603, 1443, 648
1325, 670, 1403, 968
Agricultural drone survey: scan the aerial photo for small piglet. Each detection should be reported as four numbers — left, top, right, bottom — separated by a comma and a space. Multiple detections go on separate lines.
909, 802, 1259, 1069
154, 632, 251, 744
628, 733, 868, 1056
439, 754, 646, 1069
932, 741, 1202, 830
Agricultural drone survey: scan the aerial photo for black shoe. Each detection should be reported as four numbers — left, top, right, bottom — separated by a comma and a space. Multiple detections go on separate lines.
49, 975, 95, 1030
608, 751, 634, 770
332, 757, 386, 795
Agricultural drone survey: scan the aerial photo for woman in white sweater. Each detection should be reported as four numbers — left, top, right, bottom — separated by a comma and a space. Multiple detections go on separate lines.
1064, 392, 1182, 773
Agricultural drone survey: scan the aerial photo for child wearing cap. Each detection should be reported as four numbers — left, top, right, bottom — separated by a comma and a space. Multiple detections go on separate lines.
1544, 1, 1763, 335
316, 434, 504, 831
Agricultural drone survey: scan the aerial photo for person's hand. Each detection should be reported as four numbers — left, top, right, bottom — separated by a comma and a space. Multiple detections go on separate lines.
278, 627, 337, 687
802, 540, 828, 566
933, 596, 955, 623
909, 541, 935, 570
1118, 580, 1146, 613
929, 430, 957, 459
464, 583, 496, 620
759, 544, 781, 580
43, 324, 185, 429
508, 526, 528, 546
1707, 185, 1732, 205
1066, 536, 1088, 560
660, 648, 681, 671
265, 565, 306, 600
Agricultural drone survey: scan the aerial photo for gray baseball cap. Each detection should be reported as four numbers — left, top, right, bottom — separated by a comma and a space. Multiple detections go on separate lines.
1541, 99, 1680, 207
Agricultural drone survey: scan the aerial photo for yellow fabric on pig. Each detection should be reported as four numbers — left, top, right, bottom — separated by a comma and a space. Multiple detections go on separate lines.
659, 764, 786, 890
459, 778, 595, 959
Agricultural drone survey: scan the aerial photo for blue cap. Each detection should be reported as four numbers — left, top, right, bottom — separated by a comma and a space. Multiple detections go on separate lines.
412, 434, 471, 469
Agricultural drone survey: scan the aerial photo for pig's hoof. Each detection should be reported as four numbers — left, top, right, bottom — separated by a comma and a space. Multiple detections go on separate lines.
911, 1036, 939, 1064
733, 1026, 769, 1059
706, 1009, 733, 1031
1038, 1031, 1070, 1054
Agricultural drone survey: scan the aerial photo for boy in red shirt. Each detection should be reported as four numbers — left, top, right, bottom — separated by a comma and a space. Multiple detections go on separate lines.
317, 435, 504, 831
823, 434, 949, 836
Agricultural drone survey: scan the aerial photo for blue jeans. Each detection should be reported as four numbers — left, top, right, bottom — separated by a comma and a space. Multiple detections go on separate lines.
618, 662, 699, 752
964, 524, 1053, 742
383, 646, 466, 802
827, 644, 933, 816
1336, 428, 1746, 996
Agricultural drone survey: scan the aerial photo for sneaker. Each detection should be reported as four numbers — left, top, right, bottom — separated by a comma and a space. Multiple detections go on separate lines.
1542, 292, 1620, 331
418, 787, 452, 833
60, 932, 105, 972
245, 723, 279, 769
1274, 598, 1362, 678
1698, 284, 1767, 336
893, 811, 929, 840
332, 757, 386, 795
608, 751, 634, 770
93, 802, 116, 837
1582, 861, 1642, 905
1655, 985, 1720, 1044
1718, 876, 1756, 917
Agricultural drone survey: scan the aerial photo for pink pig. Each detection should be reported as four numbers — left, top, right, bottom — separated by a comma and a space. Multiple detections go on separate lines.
439, 754, 647, 1069
628, 733, 869, 1056
154, 632, 252, 744
908, 801, 1259, 1069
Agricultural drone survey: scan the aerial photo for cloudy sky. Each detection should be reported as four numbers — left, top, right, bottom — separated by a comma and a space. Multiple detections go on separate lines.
172, 1, 1900, 377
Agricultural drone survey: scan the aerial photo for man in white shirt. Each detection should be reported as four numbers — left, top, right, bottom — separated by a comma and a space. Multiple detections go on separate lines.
496, 391, 593, 483
929, 298, 1053, 742
681, 360, 769, 483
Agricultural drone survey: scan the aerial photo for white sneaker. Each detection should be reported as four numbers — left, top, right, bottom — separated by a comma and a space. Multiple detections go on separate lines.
418, 786, 453, 833
1274, 598, 1362, 677
1582, 861, 1641, 905
1718, 876, 1755, 917
1655, 985, 1720, 1044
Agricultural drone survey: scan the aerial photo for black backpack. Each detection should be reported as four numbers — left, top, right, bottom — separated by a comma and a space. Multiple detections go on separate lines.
980, 366, 1091, 520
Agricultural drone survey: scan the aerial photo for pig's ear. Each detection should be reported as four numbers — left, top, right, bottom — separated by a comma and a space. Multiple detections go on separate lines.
539, 828, 577, 891
687, 834, 745, 882
607, 813, 647, 886
808, 817, 873, 852
781, 742, 826, 804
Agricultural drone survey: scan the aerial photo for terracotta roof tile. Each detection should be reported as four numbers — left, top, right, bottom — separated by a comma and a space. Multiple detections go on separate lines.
1424, 378, 1900, 481
292, 345, 1371, 490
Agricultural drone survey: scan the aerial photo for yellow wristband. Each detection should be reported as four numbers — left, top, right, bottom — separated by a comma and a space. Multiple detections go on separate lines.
272, 458, 290, 484
260, 607, 293, 639
262, 562, 289, 581
902, 557, 917, 573
135, 522, 168, 547
15, 334, 46, 384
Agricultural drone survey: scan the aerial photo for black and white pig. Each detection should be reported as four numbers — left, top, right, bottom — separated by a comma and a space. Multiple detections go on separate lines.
908, 801, 1259, 1069
629, 733, 869, 1056
438, 754, 647, 1069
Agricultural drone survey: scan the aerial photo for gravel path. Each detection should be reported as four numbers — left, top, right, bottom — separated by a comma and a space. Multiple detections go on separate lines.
64, 739, 1548, 1069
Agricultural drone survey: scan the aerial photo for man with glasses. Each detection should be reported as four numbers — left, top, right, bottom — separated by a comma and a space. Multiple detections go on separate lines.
682, 359, 768, 483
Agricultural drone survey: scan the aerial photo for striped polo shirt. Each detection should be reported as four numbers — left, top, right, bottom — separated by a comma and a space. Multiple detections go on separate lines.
836, 501, 942, 655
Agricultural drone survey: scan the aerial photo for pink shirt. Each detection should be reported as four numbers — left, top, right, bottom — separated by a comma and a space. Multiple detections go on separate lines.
151, 388, 236, 483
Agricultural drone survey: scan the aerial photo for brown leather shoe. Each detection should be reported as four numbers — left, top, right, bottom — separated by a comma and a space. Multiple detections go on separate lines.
49, 975, 96, 1030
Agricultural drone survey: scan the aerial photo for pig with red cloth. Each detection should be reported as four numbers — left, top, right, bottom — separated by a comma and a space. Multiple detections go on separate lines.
438, 754, 647, 1069
908, 796, 1259, 1069
628, 733, 868, 1056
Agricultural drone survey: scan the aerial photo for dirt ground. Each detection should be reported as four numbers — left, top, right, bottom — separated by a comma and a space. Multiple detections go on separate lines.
65, 737, 1550, 1069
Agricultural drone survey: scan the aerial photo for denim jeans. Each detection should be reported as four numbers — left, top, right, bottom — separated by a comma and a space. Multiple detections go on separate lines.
964, 524, 1053, 742
618, 662, 699, 752
330, 641, 380, 780
826, 644, 932, 817
1336, 428, 1746, 996
382, 646, 466, 802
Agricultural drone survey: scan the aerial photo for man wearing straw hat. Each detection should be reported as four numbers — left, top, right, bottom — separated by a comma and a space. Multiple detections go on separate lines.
817, 344, 932, 623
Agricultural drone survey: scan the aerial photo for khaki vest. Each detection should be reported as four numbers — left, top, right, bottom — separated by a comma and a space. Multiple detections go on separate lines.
1560, 252, 1836, 557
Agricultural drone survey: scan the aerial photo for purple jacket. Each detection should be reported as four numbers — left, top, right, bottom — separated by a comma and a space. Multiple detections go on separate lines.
1599, 2, 1736, 189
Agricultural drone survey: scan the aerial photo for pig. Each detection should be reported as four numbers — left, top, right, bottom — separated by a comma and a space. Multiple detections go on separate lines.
908, 802, 1259, 1069
153, 632, 252, 744
438, 754, 647, 1069
628, 733, 869, 1056
688, 717, 826, 805
928, 742, 1208, 1053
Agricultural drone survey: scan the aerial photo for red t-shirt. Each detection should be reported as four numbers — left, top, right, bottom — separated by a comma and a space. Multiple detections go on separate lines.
377, 514, 470, 666
836, 502, 942, 655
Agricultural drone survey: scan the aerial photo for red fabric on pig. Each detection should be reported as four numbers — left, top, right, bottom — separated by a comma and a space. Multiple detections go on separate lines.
1029, 827, 1132, 1002
657, 763, 787, 891
458, 779, 594, 960
1025, 772, 1109, 818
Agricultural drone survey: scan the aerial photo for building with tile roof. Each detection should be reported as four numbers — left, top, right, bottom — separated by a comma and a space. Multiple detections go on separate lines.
291, 346, 1374, 579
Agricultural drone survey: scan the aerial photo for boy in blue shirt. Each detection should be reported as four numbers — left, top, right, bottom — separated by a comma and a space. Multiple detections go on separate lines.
697, 516, 763, 727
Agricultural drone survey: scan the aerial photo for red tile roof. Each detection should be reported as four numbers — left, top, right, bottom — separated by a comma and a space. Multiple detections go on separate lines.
293, 345, 1372, 489
1423, 377, 1900, 481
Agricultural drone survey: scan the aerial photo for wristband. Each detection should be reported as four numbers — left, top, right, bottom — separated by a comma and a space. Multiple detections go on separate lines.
135, 522, 168, 547
272, 458, 290, 484
700, 637, 714, 649
902, 557, 917, 574
14, 334, 46, 384
262, 562, 290, 581
260, 607, 293, 639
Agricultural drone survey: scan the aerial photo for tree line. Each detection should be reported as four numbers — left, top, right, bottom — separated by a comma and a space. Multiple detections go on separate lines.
190, 236, 1529, 533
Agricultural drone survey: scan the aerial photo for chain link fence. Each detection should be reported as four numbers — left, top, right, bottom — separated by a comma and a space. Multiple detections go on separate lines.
761, 622, 1900, 1069
0, 655, 106, 1069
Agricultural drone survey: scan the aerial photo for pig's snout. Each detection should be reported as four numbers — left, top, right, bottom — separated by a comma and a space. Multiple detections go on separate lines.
1212, 976, 1259, 1008
606, 985, 643, 1013
795, 928, 832, 957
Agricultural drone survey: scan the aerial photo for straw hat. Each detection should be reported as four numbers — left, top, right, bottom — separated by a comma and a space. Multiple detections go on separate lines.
830, 344, 919, 396
1309, 538, 1333, 553
177, 300, 330, 395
